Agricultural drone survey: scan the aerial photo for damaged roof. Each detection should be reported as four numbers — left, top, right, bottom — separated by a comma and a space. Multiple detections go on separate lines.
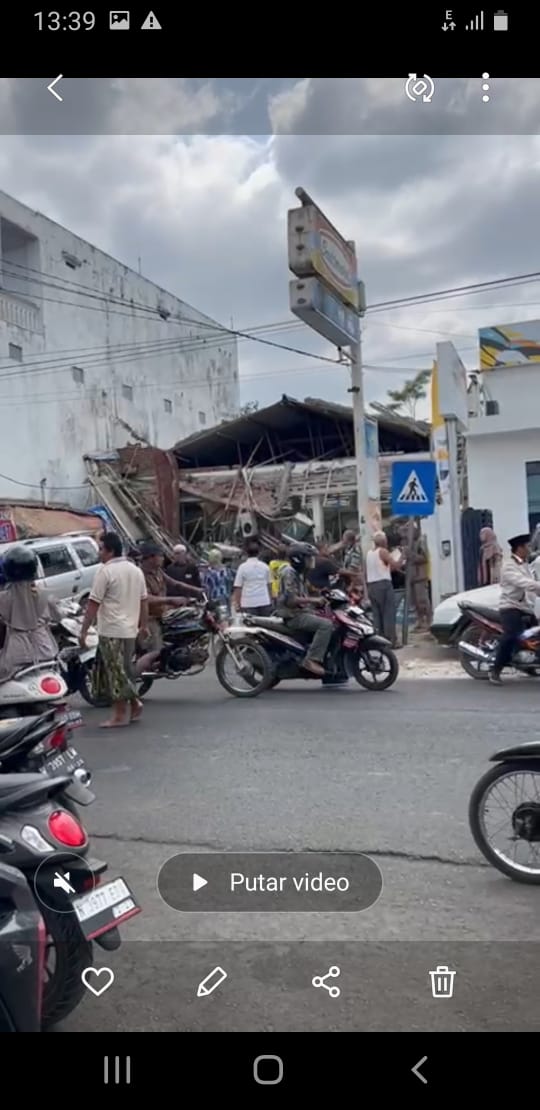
174, 395, 430, 469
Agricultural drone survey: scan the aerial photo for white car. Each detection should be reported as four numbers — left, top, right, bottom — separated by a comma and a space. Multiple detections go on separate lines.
0, 533, 100, 603
431, 558, 540, 645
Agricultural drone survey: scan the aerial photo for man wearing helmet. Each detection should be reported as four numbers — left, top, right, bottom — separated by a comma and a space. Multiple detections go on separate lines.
276, 543, 333, 676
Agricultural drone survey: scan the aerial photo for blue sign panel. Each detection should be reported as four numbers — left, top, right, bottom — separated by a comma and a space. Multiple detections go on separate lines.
391, 460, 436, 517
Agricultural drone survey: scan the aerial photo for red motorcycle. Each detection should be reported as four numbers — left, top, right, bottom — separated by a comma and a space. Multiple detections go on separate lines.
217, 588, 399, 696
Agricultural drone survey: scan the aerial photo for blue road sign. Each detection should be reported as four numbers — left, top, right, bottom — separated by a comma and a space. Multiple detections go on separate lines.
391, 459, 436, 517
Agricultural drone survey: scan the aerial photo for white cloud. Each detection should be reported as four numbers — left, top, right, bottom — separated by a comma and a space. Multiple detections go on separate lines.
1, 77, 539, 414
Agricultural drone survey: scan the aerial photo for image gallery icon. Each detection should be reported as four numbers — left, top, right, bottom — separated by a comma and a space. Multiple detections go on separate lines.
429, 965, 456, 999
109, 11, 130, 29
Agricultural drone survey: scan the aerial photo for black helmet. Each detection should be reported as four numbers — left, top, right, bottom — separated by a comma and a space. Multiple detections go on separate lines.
3, 545, 38, 583
288, 542, 318, 572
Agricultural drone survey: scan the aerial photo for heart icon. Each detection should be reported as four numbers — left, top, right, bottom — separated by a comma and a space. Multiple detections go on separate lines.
81, 966, 115, 997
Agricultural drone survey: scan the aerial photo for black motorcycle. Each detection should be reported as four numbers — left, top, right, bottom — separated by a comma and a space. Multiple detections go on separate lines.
215, 589, 399, 698
0, 861, 44, 1032
0, 719, 140, 1027
137, 598, 271, 697
469, 742, 540, 883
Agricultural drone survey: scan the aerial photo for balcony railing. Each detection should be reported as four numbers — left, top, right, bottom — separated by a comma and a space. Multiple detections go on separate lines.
0, 291, 42, 334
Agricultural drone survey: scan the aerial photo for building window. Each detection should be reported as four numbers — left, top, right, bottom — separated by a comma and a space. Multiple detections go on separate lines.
526, 461, 540, 531
164, 398, 172, 413
71, 365, 85, 385
198, 411, 206, 425
8, 343, 22, 362
122, 384, 133, 402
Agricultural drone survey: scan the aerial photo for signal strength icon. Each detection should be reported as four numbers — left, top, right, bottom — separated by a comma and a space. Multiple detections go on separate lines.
465, 11, 484, 30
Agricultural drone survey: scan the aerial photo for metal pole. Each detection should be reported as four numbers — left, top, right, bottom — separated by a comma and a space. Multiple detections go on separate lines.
446, 418, 464, 592
349, 323, 371, 561
401, 516, 415, 646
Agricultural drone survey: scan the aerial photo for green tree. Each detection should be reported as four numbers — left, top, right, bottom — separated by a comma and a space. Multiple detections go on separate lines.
385, 368, 432, 420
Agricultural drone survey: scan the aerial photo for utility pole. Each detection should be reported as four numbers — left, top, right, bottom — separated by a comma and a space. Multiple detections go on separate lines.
348, 280, 371, 560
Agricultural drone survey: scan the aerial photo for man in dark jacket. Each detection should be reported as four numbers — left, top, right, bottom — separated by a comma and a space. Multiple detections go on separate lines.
166, 544, 202, 592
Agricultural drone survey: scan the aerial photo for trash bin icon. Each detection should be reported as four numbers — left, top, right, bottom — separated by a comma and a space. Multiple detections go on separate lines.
429, 965, 456, 998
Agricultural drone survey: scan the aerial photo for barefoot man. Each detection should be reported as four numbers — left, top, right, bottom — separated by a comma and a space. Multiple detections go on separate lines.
79, 531, 149, 728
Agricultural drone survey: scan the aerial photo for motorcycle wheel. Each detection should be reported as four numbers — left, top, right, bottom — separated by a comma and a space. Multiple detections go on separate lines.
469, 761, 540, 883
215, 637, 273, 698
458, 624, 492, 680
349, 646, 399, 691
41, 906, 92, 1028
78, 662, 111, 708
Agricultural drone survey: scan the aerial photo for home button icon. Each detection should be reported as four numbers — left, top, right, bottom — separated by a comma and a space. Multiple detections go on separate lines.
253, 1055, 284, 1085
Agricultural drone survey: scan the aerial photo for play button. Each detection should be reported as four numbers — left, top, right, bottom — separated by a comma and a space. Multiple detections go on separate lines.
192, 873, 208, 892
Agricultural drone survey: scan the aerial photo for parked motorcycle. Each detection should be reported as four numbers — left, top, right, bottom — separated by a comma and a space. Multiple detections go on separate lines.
0, 706, 91, 806
137, 598, 271, 698
457, 600, 540, 679
0, 767, 140, 1027
52, 600, 102, 707
0, 661, 68, 719
216, 588, 399, 698
469, 742, 540, 883
0, 861, 46, 1032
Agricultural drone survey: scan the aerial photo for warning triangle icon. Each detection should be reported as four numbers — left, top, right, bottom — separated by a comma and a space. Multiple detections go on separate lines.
396, 469, 429, 504
141, 11, 161, 29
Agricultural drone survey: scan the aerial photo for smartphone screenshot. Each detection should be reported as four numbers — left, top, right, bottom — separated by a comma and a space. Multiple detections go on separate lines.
0, 2, 538, 1090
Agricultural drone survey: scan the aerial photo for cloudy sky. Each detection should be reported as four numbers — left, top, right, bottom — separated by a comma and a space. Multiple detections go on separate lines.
1, 77, 540, 416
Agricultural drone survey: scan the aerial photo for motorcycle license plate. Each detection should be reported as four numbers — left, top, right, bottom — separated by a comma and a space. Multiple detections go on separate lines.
43, 745, 86, 778
72, 876, 141, 940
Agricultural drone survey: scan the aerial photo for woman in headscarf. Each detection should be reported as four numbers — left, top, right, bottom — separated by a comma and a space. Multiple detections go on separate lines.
478, 527, 503, 586
0, 546, 58, 683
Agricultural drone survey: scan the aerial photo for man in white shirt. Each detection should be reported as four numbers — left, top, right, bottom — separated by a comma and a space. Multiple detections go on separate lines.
490, 532, 540, 685
79, 531, 148, 727
232, 539, 273, 617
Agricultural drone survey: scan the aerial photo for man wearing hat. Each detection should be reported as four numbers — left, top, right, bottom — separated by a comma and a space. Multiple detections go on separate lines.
137, 542, 203, 673
490, 532, 540, 685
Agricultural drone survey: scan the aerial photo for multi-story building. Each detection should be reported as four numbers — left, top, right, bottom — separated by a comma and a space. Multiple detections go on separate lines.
0, 190, 239, 509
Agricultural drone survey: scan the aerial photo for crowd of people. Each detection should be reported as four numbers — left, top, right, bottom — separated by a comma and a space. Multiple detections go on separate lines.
0, 521, 436, 727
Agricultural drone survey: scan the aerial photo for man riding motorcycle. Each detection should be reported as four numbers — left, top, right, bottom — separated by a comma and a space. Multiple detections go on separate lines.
275, 543, 333, 677
0, 546, 59, 682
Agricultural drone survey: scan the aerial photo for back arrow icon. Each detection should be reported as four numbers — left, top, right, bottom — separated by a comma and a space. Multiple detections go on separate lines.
412, 1056, 428, 1084
47, 75, 63, 102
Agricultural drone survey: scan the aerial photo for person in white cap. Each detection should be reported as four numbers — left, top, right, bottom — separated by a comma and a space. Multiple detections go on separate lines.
166, 543, 202, 592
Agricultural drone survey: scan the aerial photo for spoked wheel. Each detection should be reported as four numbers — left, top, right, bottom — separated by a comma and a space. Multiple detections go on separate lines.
348, 646, 399, 691
469, 762, 540, 883
215, 637, 272, 697
458, 624, 493, 680
78, 662, 111, 708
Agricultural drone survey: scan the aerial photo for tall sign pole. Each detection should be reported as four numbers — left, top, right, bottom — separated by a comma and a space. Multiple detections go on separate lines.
288, 187, 372, 559
348, 278, 371, 558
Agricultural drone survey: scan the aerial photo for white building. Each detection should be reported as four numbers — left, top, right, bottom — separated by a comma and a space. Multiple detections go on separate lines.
0, 190, 239, 510
467, 323, 540, 544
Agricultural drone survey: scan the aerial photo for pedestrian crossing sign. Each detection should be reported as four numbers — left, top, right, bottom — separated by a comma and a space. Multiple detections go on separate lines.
391, 459, 436, 517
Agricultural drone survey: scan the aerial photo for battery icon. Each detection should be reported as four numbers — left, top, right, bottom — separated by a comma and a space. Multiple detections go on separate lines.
493, 9, 508, 30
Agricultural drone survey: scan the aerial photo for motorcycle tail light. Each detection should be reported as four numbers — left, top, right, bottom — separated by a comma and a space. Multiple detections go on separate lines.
47, 810, 87, 847
40, 676, 63, 695
48, 726, 67, 751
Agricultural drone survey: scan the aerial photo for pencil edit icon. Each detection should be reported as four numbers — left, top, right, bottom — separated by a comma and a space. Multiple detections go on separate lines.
197, 966, 228, 998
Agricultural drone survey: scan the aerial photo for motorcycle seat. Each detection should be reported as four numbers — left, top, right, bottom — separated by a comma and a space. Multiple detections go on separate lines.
459, 602, 501, 622
0, 716, 44, 754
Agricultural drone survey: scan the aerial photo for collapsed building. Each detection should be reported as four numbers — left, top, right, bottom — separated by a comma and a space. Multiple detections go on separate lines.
83, 395, 431, 551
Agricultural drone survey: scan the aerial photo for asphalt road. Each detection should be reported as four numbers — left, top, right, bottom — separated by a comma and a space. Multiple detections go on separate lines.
59, 671, 540, 1032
